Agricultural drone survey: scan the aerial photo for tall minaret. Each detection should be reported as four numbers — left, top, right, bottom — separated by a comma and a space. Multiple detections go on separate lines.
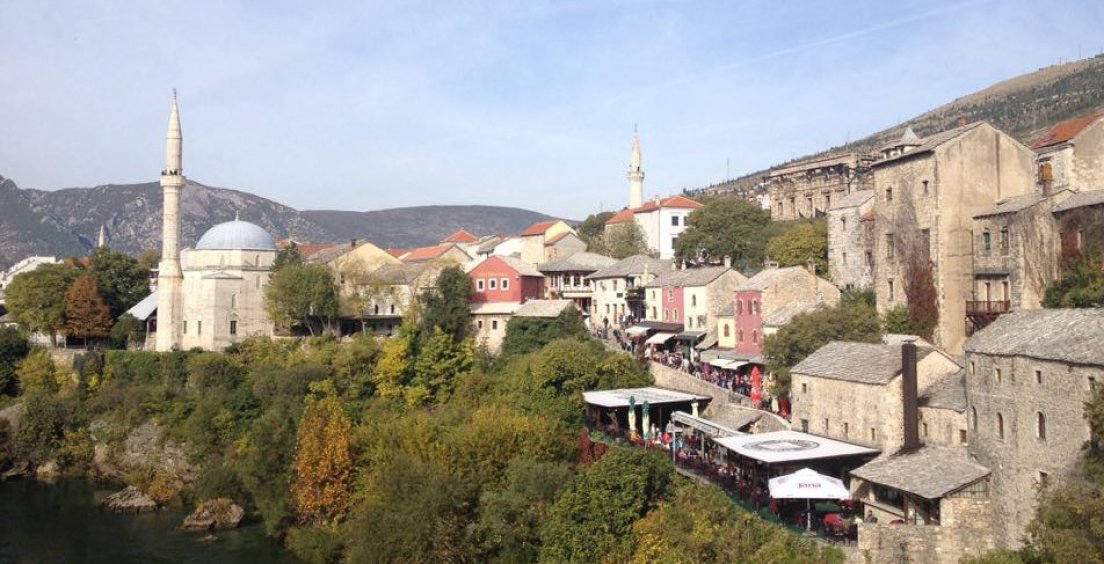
97, 224, 108, 248
155, 91, 185, 352
628, 126, 645, 209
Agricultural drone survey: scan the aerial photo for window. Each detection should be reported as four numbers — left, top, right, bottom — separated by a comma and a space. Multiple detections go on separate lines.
885, 186, 893, 202
823, 418, 829, 433
1035, 369, 1043, 385
489, 278, 497, 290
723, 325, 730, 337
663, 309, 668, 321
843, 422, 849, 437
752, 330, 758, 343
865, 251, 873, 268
825, 194, 831, 208
842, 252, 848, 265
197, 320, 202, 336
996, 368, 1002, 384
651, 306, 656, 318
738, 329, 744, 342
841, 217, 847, 231
886, 234, 895, 259
752, 301, 759, 314
691, 294, 697, 307
1000, 227, 1010, 255
801, 419, 809, 432
1091, 376, 1098, 391
982, 231, 991, 252
960, 429, 968, 445
971, 406, 978, 430
477, 320, 483, 329
501, 278, 509, 290
491, 320, 498, 330
888, 279, 895, 301
477, 279, 485, 291
737, 300, 744, 314
1037, 412, 1047, 440
922, 422, 929, 437
801, 383, 808, 393
230, 294, 237, 309
389, 304, 395, 314
667, 288, 673, 300
183, 321, 188, 334
997, 412, 1004, 440
870, 427, 877, 442
229, 320, 237, 336
922, 180, 929, 195
1038, 471, 1049, 488
673, 308, 679, 320
970, 361, 976, 375
807, 197, 814, 214
671, 215, 679, 226
671, 237, 678, 249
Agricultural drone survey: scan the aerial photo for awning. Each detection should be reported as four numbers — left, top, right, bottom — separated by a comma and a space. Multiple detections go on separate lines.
675, 331, 706, 342
712, 430, 880, 465
695, 334, 719, 351
645, 332, 677, 345
709, 358, 732, 368
582, 387, 712, 408
625, 326, 651, 337
671, 411, 744, 438
125, 291, 159, 321
723, 360, 748, 370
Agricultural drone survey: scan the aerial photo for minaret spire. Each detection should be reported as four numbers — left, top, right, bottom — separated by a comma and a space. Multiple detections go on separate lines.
97, 224, 108, 248
628, 126, 645, 209
156, 91, 186, 352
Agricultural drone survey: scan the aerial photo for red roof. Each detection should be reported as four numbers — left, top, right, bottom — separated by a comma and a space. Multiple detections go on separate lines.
276, 239, 338, 259
441, 230, 478, 243
401, 244, 453, 262
385, 248, 408, 258
521, 220, 559, 237
605, 208, 635, 225
1032, 114, 1104, 150
634, 195, 704, 212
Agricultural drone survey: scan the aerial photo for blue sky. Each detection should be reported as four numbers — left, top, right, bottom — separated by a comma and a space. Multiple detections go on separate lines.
1, 0, 1102, 220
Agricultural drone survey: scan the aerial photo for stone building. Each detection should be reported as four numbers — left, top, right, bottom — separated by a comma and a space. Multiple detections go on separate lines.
542, 231, 587, 263
643, 266, 745, 358
538, 252, 617, 314
964, 309, 1104, 549
1032, 113, 1104, 194
826, 190, 875, 291
398, 243, 473, 265
790, 340, 962, 454
606, 196, 704, 260
518, 220, 577, 265
1052, 188, 1104, 264
357, 262, 441, 336
870, 122, 1037, 353
732, 265, 840, 357
587, 254, 670, 328
468, 255, 544, 353
767, 152, 872, 221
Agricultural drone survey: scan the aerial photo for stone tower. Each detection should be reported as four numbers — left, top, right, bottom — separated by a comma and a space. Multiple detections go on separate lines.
155, 91, 185, 352
97, 224, 108, 248
628, 127, 645, 209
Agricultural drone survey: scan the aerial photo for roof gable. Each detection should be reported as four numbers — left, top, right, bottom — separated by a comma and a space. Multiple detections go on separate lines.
1032, 113, 1104, 150
792, 341, 936, 385
965, 309, 1104, 365
469, 255, 543, 278
521, 220, 559, 237
441, 230, 478, 243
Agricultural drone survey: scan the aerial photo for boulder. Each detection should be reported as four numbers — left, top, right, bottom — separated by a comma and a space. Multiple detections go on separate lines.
181, 498, 245, 531
34, 460, 60, 482
100, 486, 158, 514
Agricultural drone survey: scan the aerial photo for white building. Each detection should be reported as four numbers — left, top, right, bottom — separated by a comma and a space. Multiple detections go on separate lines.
0, 256, 60, 292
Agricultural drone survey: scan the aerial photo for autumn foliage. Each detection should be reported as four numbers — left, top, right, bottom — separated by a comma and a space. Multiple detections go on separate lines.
292, 381, 353, 525
65, 274, 113, 342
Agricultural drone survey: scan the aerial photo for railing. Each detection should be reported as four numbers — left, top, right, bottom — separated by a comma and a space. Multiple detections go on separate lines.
555, 285, 592, 293
965, 300, 1011, 315
625, 287, 645, 301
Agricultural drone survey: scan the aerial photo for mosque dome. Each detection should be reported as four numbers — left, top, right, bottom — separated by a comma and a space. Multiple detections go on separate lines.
195, 220, 277, 251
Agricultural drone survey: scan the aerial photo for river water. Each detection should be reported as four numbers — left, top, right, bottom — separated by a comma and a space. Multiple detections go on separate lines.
0, 479, 296, 563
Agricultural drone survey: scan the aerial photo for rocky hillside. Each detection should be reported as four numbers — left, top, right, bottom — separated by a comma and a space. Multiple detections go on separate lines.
696, 54, 1104, 198
0, 175, 561, 270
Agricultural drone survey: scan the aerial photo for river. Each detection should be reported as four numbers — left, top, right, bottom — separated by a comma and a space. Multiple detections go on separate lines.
0, 479, 296, 563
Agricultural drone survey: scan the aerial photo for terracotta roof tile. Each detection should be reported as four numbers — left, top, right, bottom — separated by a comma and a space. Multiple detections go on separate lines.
635, 195, 704, 212
441, 230, 478, 243
605, 209, 635, 224
386, 248, 408, 258
1032, 114, 1104, 150
401, 244, 452, 262
521, 220, 558, 237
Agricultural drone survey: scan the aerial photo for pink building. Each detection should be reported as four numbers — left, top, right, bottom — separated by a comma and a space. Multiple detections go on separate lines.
468, 255, 544, 304
732, 265, 842, 356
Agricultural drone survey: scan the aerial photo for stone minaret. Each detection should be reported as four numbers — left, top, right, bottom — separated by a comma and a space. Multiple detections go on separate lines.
97, 224, 108, 248
155, 91, 185, 352
628, 127, 645, 209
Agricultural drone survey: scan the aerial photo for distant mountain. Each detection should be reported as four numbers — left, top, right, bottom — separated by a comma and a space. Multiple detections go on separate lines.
302, 206, 563, 249
695, 54, 1104, 198
0, 176, 563, 270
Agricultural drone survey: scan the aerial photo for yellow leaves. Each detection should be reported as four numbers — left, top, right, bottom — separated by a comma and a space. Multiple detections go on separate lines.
291, 383, 354, 525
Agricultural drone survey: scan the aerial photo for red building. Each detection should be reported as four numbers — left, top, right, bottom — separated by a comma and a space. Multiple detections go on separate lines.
468, 255, 544, 304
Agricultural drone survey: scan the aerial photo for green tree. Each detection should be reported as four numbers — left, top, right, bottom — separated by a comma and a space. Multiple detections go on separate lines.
1043, 257, 1104, 308
15, 348, 59, 395
274, 242, 305, 271
905, 256, 939, 340
292, 380, 354, 525
473, 458, 574, 562
674, 198, 779, 270
88, 247, 149, 318
137, 248, 161, 272
576, 211, 615, 251
500, 307, 588, 357
603, 221, 652, 259
418, 265, 472, 343
109, 313, 145, 349
765, 220, 828, 274
65, 274, 114, 345
4, 263, 78, 344
540, 448, 674, 562
407, 329, 473, 406
0, 327, 30, 395
881, 305, 913, 334
763, 300, 882, 396
265, 263, 339, 336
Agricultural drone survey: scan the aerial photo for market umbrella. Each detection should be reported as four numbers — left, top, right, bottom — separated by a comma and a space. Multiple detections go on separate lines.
641, 401, 651, 441
628, 395, 637, 436
768, 468, 850, 532
750, 365, 762, 408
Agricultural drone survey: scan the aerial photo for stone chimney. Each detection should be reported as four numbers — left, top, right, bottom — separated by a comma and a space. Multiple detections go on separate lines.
723, 255, 732, 268
805, 258, 816, 275
901, 339, 921, 451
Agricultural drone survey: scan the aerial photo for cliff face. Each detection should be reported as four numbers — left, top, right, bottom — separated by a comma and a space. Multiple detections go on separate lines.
0, 175, 562, 270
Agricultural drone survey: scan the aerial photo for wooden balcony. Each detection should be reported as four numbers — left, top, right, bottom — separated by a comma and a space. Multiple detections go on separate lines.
965, 300, 1010, 333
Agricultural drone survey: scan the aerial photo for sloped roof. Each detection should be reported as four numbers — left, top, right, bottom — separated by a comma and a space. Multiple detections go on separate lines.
852, 447, 989, 500
441, 230, 478, 243
545, 232, 579, 246
125, 291, 159, 321
1032, 113, 1103, 150
736, 266, 809, 291
763, 301, 824, 327
872, 122, 985, 167
635, 195, 704, 212
514, 299, 576, 318
717, 302, 734, 317
279, 240, 339, 259
645, 266, 737, 288
521, 220, 559, 237
919, 369, 967, 412
475, 236, 507, 254
470, 255, 543, 278
965, 309, 1104, 365
538, 252, 617, 273
369, 263, 430, 285
606, 208, 636, 225
401, 244, 459, 263
588, 255, 673, 279
1052, 189, 1104, 213
974, 192, 1047, 218
385, 248, 408, 258
470, 302, 521, 315
307, 241, 389, 264
792, 341, 935, 385
829, 190, 874, 211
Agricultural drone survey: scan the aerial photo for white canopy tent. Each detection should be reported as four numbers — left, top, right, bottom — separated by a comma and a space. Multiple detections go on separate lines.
645, 332, 677, 346
712, 430, 879, 465
625, 326, 651, 338
768, 468, 850, 500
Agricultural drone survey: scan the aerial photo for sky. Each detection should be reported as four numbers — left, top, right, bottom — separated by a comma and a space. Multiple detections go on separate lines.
1, 0, 1103, 220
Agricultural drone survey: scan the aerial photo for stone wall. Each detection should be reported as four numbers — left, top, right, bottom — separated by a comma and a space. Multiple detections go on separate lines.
853, 503, 996, 564
966, 352, 1102, 548
827, 194, 875, 291
768, 153, 871, 221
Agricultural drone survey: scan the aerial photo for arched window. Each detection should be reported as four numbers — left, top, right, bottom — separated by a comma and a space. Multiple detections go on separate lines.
1037, 412, 1046, 440
971, 406, 978, 430
374, 304, 379, 315
230, 294, 237, 309
691, 295, 697, 307
752, 330, 758, 343
738, 329, 744, 343
389, 304, 395, 315
737, 300, 744, 314
753, 300, 760, 314
723, 325, 730, 337
997, 412, 1005, 440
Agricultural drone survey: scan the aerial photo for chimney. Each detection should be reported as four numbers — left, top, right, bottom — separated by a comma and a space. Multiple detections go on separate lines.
901, 339, 921, 451
350, 238, 358, 248
723, 255, 732, 268
958, 116, 967, 128
805, 258, 816, 275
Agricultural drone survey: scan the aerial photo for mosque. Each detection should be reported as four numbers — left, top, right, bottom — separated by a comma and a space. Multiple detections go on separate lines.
134, 93, 277, 351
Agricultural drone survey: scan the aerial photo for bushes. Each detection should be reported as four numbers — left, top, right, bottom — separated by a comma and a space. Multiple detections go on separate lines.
0, 327, 30, 395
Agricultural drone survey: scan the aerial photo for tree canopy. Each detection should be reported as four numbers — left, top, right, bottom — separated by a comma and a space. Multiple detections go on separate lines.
0, 327, 30, 395
1043, 257, 1104, 308
577, 211, 615, 251
265, 263, 339, 335
418, 265, 472, 343
765, 220, 828, 274
500, 307, 588, 357
4, 263, 78, 341
602, 220, 653, 259
674, 198, 779, 270
88, 247, 149, 318
65, 274, 114, 343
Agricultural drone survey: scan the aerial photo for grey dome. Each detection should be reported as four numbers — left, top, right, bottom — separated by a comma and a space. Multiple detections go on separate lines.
195, 220, 277, 251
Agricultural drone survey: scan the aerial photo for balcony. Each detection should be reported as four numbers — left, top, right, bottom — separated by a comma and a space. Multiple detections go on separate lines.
966, 300, 1010, 333
625, 287, 645, 302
